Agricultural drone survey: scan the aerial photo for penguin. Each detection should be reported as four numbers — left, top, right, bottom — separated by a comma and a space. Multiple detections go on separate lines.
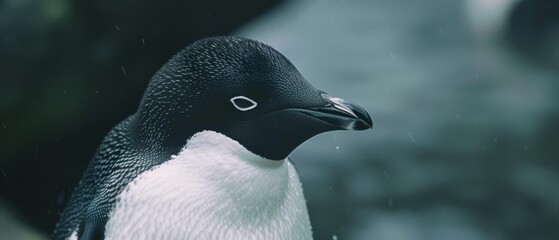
53, 36, 372, 240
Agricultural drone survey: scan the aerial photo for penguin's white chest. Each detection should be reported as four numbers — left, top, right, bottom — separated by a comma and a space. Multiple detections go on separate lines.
103, 131, 312, 240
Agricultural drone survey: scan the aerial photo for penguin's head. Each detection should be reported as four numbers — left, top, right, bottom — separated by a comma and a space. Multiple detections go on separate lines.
135, 36, 372, 160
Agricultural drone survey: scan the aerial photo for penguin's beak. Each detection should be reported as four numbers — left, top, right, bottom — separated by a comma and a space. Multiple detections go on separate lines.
297, 93, 373, 131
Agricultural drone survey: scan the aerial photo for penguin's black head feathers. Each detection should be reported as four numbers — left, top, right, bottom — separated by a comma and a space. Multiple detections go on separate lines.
133, 36, 372, 160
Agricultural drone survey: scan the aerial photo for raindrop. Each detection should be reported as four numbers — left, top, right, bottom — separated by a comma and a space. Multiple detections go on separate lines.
332, 133, 342, 151
384, 169, 390, 181
114, 25, 121, 30
2, 169, 6, 178
389, 51, 396, 60
332, 235, 338, 240
121, 66, 126, 75
407, 132, 416, 143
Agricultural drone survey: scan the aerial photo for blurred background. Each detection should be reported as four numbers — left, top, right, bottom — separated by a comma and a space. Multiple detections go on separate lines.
1, 0, 558, 239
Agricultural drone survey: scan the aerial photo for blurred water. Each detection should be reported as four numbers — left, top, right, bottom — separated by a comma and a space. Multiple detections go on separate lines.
239, 0, 559, 239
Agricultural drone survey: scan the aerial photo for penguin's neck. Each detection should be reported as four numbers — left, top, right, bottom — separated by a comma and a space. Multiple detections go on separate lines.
179, 130, 291, 208
105, 130, 312, 239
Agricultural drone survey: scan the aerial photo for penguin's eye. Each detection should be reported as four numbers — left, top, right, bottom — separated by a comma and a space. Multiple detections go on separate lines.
230, 96, 258, 111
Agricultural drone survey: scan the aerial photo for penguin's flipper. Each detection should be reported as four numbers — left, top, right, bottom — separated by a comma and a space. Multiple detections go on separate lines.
79, 220, 104, 240
78, 198, 109, 240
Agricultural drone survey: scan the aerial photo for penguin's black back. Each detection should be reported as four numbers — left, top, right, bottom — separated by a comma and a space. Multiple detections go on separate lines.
53, 116, 144, 239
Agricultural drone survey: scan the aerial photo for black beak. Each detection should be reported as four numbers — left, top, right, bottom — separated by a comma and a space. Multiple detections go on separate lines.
296, 93, 373, 131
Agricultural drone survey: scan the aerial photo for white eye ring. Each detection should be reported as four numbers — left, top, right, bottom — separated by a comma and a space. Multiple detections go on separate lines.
230, 96, 258, 111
